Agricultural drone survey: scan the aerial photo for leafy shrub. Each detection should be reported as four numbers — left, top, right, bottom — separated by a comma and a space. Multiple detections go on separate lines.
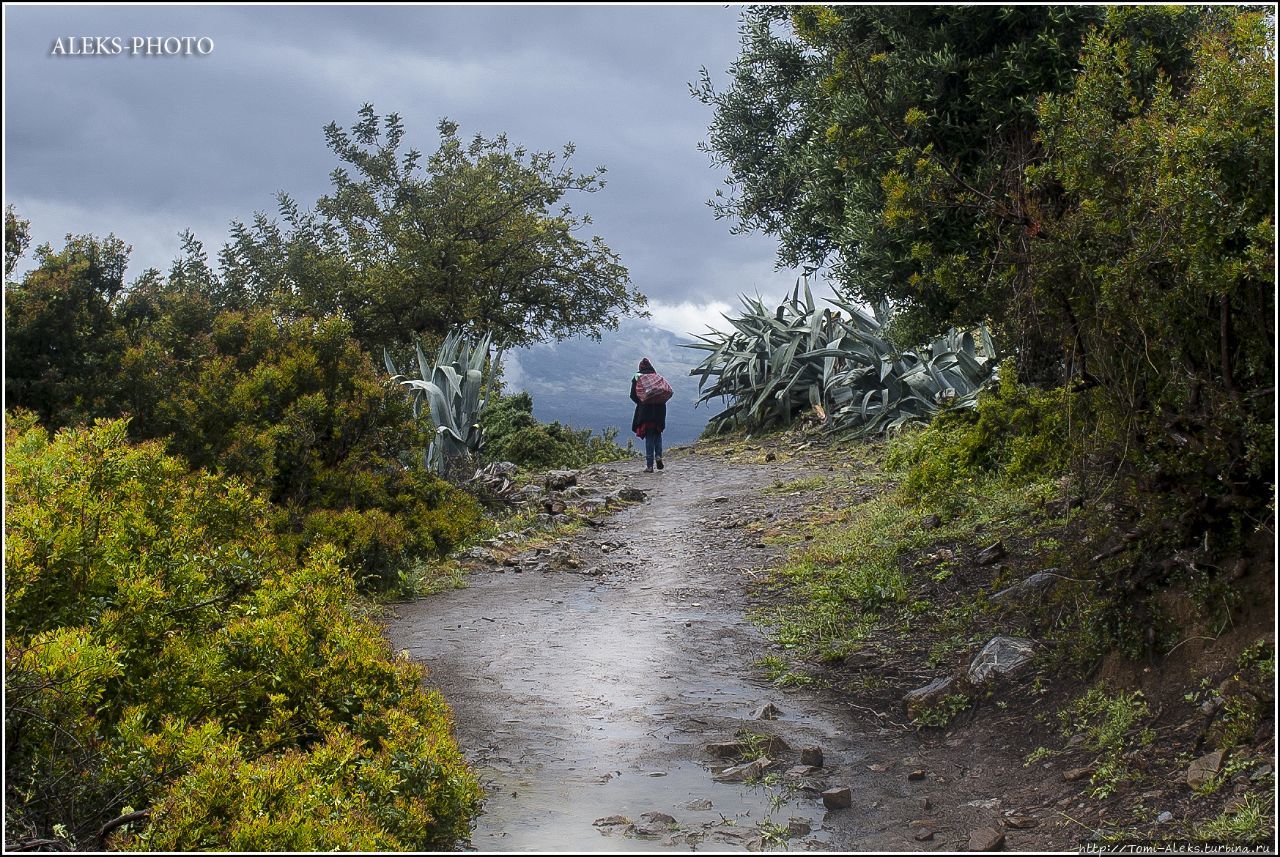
9, 235, 491, 592
480, 391, 540, 448
887, 361, 1073, 506
4, 418, 480, 850
123, 303, 484, 591
292, 480, 482, 591
1033, 10, 1274, 549
4, 233, 130, 427
912, 694, 972, 728
481, 391, 632, 470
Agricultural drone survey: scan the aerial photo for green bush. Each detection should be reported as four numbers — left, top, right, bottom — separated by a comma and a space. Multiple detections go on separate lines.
1033, 10, 1274, 548
124, 303, 484, 591
481, 391, 632, 470
887, 361, 1073, 505
8, 235, 489, 592
480, 391, 540, 449
4, 417, 480, 850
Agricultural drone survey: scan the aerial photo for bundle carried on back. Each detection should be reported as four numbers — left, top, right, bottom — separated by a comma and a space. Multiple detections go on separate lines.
634, 371, 673, 404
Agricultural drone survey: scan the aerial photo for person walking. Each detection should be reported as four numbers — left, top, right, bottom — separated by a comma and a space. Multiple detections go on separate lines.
630, 357, 668, 472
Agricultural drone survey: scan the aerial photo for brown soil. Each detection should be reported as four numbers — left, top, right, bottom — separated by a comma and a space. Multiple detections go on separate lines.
384, 439, 1276, 852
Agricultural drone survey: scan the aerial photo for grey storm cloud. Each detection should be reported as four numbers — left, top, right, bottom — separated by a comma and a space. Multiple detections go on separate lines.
5, 3, 809, 325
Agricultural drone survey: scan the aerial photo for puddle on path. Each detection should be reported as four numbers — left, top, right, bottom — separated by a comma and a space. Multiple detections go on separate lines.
469, 761, 835, 852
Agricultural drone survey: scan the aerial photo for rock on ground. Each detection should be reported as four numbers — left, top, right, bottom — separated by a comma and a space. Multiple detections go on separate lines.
714, 757, 771, 783
967, 636, 1036, 684
968, 827, 1006, 851
991, 571, 1059, 604
1186, 750, 1226, 790
903, 675, 963, 719
822, 787, 852, 810
545, 470, 578, 490
752, 701, 782, 720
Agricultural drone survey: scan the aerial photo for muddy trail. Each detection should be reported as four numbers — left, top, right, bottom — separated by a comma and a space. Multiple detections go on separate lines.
386, 449, 1067, 852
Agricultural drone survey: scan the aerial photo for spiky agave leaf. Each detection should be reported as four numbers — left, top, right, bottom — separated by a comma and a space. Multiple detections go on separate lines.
387, 327, 498, 475
685, 286, 999, 437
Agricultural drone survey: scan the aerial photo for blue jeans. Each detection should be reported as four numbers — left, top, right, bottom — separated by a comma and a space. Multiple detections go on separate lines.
644, 430, 663, 467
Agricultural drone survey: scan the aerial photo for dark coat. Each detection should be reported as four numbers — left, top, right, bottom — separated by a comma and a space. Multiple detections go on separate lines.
630, 371, 666, 434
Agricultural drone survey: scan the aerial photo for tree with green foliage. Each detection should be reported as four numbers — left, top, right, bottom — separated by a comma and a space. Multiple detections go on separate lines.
218, 104, 645, 352
4, 232, 131, 426
694, 5, 1207, 372
5, 204, 32, 278
697, 3, 1274, 616
1032, 9, 1274, 544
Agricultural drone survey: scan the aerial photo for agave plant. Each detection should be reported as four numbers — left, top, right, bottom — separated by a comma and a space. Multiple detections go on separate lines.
686, 281, 998, 437
821, 297, 998, 436
686, 278, 845, 430
384, 329, 503, 476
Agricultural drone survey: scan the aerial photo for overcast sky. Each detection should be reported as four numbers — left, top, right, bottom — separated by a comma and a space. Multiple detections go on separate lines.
4, 3, 822, 337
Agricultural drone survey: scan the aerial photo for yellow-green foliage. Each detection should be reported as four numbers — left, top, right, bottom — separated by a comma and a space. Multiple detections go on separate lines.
120, 307, 485, 591
888, 361, 1072, 506
782, 493, 912, 607
4, 417, 480, 849
1192, 793, 1274, 845
760, 486, 914, 662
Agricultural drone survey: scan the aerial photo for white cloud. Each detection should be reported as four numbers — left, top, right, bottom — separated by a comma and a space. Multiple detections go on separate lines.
643, 272, 860, 339
499, 350, 527, 392
645, 299, 735, 338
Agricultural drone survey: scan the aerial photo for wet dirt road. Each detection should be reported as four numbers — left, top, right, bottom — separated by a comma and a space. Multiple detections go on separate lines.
384, 451, 1019, 851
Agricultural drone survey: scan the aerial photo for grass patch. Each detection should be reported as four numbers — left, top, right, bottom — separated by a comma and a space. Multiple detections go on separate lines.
758, 438, 1059, 664
1193, 754, 1257, 797
1191, 792, 1275, 845
736, 730, 778, 760
775, 492, 914, 605
754, 818, 791, 849
1059, 686, 1155, 798
751, 599, 878, 664
1024, 745, 1061, 765
396, 558, 469, 598
755, 654, 817, 688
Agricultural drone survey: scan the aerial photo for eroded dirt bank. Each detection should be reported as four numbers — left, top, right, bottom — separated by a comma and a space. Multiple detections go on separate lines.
385, 449, 1081, 851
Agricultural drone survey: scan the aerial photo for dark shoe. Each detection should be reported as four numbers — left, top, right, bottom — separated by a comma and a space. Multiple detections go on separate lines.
644, 466, 654, 473
656, 459, 664, 470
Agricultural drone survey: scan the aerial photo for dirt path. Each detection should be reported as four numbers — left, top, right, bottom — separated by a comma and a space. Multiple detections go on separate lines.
385, 450, 1057, 851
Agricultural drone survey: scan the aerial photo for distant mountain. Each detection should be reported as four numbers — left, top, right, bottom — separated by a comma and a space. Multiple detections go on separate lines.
503, 319, 723, 448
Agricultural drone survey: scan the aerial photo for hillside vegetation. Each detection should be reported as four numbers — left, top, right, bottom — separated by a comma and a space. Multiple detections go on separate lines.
3, 107, 637, 850
4, 5, 1274, 851
688, 6, 1274, 845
